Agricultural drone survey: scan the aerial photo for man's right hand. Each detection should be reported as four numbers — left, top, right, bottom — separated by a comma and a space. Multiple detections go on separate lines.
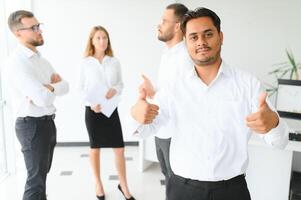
91, 104, 101, 113
131, 89, 159, 124
139, 74, 155, 99
51, 73, 62, 84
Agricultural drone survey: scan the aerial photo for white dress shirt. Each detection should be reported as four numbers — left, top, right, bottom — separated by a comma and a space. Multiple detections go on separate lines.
78, 56, 123, 106
134, 61, 289, 181
5, 44, 69, 118
155, 41, 193, 139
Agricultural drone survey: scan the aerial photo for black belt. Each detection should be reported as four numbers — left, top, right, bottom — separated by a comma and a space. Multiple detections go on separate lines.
17, 114, 55, 122
174, 174, 245, 188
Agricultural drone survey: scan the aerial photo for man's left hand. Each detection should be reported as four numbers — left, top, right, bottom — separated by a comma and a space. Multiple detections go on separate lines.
105, 88, 117, 99
246, 92, 279, 134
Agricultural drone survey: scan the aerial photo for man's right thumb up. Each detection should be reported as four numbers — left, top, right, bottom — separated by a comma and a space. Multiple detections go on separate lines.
139, 88, 147, 101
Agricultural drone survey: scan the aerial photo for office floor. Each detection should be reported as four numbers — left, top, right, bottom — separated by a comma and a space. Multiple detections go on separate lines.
0, 146, 165, 200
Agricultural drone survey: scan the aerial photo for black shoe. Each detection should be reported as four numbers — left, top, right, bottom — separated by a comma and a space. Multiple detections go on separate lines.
118, 184, 136, 200
96, 195, 105, 200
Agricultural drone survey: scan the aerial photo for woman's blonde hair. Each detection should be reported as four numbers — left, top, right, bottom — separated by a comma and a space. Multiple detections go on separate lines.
84, 26, 114, 57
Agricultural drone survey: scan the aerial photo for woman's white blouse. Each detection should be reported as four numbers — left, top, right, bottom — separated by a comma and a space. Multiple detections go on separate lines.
78, 56, 123, 106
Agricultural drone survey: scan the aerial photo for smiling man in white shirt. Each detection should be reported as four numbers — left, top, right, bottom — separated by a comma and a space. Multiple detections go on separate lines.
6, 10, 69, 200
131, 7, 288, 200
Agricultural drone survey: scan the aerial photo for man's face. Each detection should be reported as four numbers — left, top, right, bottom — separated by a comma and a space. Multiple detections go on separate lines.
185, 17, 223, 66
157, 9, 178, 42
16, 17, 44, 47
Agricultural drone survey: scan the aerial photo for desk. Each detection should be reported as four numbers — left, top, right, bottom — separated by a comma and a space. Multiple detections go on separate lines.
139, 136, 301, 200
247, 136, 301, 200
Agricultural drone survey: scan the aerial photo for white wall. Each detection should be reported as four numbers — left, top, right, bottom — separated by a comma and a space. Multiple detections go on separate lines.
30, 0, 174, 142
180, 0, 301, 82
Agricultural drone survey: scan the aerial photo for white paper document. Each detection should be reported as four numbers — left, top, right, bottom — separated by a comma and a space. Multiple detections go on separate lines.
85, 84, 121, 118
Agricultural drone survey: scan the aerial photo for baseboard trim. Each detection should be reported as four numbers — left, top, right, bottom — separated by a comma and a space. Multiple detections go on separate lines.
56, 141, 138, 147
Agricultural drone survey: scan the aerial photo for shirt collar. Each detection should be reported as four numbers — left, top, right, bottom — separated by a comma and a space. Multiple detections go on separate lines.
89, 55, 110, 64
187, 60, 232, 79
17, 43, 41, 58
102, 55, 110, 62
164, 41, 185, 54
218, 61, 231, 77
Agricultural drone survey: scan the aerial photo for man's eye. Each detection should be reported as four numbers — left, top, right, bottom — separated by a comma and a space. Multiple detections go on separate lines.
205, 32, 213, 38
190, 36, 198, 41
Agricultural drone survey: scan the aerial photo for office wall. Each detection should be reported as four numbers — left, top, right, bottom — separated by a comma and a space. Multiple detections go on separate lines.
180, 0, 301, 82
30, 0, 174, 142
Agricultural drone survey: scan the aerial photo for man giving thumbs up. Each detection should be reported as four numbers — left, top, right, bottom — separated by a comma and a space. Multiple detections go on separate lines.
130, 7, 289, 200
246, 92, 279, 134
131, 88, 159, 124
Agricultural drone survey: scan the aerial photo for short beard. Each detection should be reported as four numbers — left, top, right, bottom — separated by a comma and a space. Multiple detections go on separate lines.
192, 48, 221, 67
28, 39, 44, 47
158, 32, 174, 42
192, 56, 217, 66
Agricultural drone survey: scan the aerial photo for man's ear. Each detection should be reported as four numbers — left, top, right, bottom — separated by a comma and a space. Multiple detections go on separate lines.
175, 22, 181, 33
13, 30, 21, 37
220, 31, 224, 45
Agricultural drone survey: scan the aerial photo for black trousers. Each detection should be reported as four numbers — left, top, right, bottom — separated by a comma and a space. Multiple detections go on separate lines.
167, 174, 251, 200
15, 115, 56, 200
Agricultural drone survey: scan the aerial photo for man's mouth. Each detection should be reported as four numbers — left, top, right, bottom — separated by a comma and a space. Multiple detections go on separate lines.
196, 47, 211, 53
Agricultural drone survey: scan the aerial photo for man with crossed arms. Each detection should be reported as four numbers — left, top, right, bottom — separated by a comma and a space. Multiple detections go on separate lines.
6, 10, 69, 200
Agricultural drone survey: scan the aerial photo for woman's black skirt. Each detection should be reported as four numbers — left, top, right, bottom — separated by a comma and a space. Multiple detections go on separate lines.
85, 107, 125, 148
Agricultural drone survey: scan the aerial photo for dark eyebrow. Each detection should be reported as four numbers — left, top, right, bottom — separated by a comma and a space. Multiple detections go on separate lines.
204, 29, 214, 33
188, 32, 198, 37
188, 29, 214, 37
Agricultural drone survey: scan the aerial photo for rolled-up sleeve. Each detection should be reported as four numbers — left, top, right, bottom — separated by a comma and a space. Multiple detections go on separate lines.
51, 80, 69, 96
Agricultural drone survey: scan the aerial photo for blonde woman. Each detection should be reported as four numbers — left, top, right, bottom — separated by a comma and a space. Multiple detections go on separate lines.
79, 26, 135, 200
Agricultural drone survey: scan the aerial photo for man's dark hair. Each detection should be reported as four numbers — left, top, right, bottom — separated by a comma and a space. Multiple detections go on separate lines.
8, 10, 34, 32
166, 3, 188, 22
181, 7, 221, 34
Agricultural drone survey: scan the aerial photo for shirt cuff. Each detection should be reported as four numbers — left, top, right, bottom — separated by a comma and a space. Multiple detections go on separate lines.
126, 115, 141, 134
263, 118, 289, 149
51, 80, 69, 96
127, 115, 156, 139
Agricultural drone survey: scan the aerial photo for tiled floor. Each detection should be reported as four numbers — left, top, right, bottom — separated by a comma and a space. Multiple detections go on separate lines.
0, 146, 165, 200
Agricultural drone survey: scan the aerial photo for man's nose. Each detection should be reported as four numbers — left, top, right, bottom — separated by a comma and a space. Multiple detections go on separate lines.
197, 35, 207, 46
